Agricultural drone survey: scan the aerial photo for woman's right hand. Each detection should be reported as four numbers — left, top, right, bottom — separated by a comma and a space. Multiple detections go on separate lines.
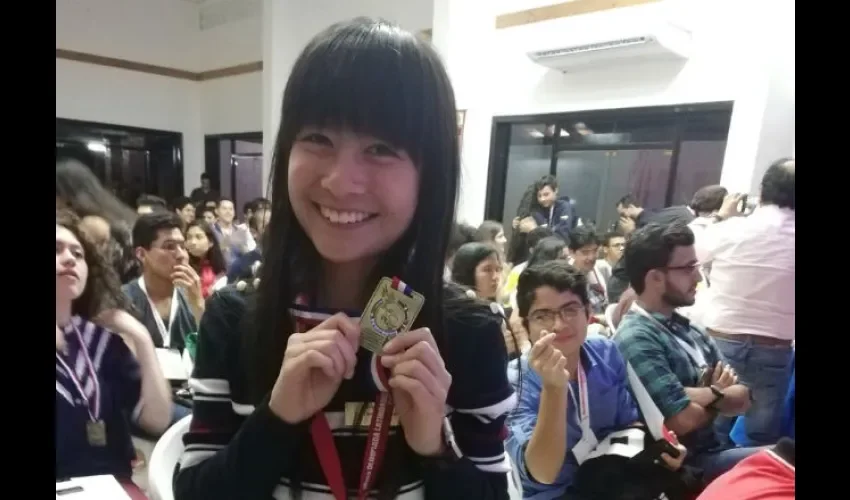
269, 313, 361, 424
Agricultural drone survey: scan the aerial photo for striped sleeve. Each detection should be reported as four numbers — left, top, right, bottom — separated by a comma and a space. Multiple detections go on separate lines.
173, 289, 308, 500
422, 305, 515, 499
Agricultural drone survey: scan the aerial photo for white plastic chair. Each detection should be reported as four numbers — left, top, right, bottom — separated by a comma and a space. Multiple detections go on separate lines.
148, 415, 192, 500
605, 304, 618, 336
507, 456, 523, 500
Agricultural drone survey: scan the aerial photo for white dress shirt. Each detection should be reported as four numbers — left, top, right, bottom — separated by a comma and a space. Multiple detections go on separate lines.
694, 205, 795, 341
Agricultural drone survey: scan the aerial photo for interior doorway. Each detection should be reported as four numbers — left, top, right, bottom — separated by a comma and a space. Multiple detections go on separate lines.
56, 118, 184, 207
204, 133, 263, 219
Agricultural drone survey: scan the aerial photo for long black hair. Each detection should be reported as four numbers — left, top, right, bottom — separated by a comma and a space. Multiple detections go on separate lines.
185, 220, 227, 276
506, 182, 539, 264
451, 242, 500, 292
246, 17, 461, 398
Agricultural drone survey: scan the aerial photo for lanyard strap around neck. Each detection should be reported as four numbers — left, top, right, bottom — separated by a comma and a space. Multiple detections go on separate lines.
568, 361, 594, 441
139, 277, 178, 347
630, 303, 707, 368
294, 294, 393, 500
55, 323, 100, 421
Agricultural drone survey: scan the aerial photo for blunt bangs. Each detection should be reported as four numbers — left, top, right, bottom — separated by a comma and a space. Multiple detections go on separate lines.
281, 18, 441, 167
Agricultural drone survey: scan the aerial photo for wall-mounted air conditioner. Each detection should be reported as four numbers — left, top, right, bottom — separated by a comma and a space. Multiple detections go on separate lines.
527, 21, 692, 72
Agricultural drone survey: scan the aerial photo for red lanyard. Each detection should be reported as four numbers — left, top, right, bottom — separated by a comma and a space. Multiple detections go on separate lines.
295, 302, 394, 500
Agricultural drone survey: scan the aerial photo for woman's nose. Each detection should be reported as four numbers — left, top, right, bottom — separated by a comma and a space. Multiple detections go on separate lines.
320, 155, 368, 197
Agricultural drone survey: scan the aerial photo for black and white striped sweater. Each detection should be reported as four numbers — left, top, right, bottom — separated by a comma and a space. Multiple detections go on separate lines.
174, 287, 516, 500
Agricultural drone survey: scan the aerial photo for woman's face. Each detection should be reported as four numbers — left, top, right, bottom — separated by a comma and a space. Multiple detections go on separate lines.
474, 254, 502, 300
185, 225, 212, 258
288, 128, 419, 265
56, 225, 88, 302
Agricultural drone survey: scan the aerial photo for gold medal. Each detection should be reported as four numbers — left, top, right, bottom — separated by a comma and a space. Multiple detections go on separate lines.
86, 420, 107, 447
360, 277, 424, 353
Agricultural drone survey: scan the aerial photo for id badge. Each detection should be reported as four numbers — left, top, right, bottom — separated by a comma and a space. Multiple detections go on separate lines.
572, 433, 599, 465
360, 277, 424, 353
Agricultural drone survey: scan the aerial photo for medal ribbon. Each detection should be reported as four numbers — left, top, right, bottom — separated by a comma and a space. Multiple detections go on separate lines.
295, 279, 413, 500
55, 323, 101, 422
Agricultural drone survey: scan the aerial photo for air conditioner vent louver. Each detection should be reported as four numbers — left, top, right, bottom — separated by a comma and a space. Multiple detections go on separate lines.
525, 18, 692, 73
533, 36, 654, 59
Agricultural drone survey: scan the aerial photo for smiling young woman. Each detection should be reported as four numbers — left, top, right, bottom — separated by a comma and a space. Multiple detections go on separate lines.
173, 17, 515, 500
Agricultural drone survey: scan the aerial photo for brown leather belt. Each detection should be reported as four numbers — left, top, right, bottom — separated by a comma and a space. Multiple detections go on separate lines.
707, 328, 793, 347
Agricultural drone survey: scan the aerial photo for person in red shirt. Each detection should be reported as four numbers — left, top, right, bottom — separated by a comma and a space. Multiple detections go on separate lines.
184, 221, 227, 298
697, 438, 794, 500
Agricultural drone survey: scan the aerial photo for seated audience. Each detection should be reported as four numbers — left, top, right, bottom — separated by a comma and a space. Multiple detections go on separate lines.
508, 236, 566, 351
503, 227, 554, 304
184, 221, 228, 298
212, 198, 256, 268
506, 261, 687, 499
475, 220, 508, 258
198, 204, 217, 225
443, 221, 477, 281
227, 203, 272, 284
136, 194, 168, 215
122, 212, 202, 352
172, 196, 196, 230
697, 439, 794, 500
566, 226, 608, 317
687, 185, 728, 238
595, 230, 625, 286
451, 242, 504, 302
530, 175, 578, 241
56, 209, 171, 484
56, 158, 139, 283
615, 222, 762, 484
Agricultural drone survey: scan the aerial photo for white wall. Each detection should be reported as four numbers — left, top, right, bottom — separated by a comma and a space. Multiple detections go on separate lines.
56, 0, 263, 194
433, 0, 795, 225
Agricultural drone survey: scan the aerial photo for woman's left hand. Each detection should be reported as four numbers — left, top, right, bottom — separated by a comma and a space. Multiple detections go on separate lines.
381, 328, 452, 457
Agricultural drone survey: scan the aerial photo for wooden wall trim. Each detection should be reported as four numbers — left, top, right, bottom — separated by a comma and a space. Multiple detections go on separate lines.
56, 48, 262, 81
496, 0, 659, 30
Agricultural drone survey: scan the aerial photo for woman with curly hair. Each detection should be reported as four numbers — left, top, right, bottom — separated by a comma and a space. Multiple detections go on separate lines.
56, 209, 171, 490
56, 158, 140, 283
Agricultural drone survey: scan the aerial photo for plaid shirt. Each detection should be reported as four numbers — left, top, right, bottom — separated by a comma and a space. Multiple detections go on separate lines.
615, 308, 724, 452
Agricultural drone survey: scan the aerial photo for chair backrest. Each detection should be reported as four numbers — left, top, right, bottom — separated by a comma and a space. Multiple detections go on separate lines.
148, 415, 192, 500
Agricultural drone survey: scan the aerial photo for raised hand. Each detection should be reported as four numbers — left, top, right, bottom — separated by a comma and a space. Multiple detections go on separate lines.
381, 328, 452, 457
529, 332, 570, 390
269, 313, 360, 424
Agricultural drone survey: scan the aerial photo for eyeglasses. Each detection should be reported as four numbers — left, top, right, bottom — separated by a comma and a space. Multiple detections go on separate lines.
664, 262, 701, 273
528, 304, 586, 328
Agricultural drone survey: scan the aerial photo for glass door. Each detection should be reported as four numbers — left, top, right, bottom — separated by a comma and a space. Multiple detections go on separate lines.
500, 123, 557, 230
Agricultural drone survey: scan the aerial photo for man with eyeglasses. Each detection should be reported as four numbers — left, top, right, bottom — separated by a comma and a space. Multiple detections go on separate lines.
505, 260, 686, 499
615, 222, 762, 486
122, 212, 201, 433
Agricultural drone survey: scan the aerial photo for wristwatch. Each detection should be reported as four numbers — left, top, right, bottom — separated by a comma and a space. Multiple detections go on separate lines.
418, 417, 463, 467
707, 385, 725, 410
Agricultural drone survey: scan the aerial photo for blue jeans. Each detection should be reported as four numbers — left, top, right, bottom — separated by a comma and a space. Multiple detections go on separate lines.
690, 445, 766, 483
713, 336, 793, 446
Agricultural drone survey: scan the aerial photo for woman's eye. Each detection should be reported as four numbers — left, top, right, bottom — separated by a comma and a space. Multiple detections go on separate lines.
365, 143, 399, 158
300, 133, 332, 146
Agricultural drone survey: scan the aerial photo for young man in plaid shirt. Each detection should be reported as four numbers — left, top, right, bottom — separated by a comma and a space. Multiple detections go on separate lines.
615, 222, 763, 485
